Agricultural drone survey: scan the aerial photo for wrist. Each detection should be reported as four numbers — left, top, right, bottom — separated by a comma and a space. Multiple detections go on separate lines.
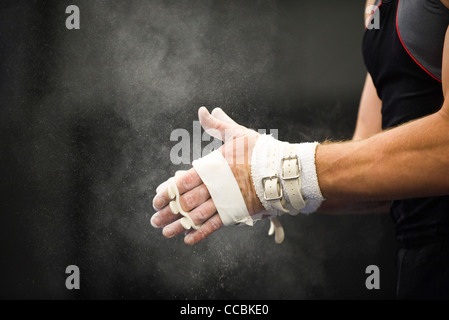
250, 134, 325, 216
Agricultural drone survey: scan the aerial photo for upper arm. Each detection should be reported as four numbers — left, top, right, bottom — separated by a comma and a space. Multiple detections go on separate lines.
353, 1, 383, 141
441, 25, 449, 118
442, 0, 449, 99
353, 73, 382, 140
443, 25, 449, 99
365, 0, 378, 27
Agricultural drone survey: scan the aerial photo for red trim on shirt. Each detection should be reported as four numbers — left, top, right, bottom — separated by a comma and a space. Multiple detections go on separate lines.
395, 0, 442, 83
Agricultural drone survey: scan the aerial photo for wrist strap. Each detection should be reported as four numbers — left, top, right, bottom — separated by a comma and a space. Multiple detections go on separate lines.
262, 138, 289, 213
281, 144, 306, 214
251, 135, 324, 215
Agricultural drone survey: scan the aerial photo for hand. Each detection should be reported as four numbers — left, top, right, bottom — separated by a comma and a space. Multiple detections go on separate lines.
151, 107, 264, 245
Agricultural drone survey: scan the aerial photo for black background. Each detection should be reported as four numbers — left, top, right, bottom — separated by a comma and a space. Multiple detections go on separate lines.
0, 0, 397, 299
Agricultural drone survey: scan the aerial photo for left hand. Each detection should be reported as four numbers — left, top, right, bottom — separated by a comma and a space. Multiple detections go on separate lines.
151, 107, 264, 245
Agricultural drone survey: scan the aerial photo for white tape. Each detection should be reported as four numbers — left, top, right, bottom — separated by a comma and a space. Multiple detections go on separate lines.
268, 217, 285, 244
192, 150, 253, 226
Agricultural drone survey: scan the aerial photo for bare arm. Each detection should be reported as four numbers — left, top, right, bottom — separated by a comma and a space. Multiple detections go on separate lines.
317, 106, 449, 200
317, 2, 386, 214
317, 73, 388, 214
353, 73, 382, 140
151, 20, 449, 246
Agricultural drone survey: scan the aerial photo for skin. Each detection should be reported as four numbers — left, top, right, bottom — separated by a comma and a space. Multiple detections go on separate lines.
151, 2, 449, 245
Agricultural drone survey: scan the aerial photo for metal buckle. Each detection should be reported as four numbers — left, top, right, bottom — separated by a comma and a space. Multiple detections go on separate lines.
281, 155, 300, 180
262, 175, 283, 201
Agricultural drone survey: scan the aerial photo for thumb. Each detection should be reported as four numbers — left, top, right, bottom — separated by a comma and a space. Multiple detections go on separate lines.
198, 106, 242, 142
211, 107, 239, 125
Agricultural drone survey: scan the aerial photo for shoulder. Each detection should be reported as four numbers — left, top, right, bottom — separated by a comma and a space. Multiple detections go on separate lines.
441, 0, 449, 10
365, 0, 378, 12
364, 0, 379, 27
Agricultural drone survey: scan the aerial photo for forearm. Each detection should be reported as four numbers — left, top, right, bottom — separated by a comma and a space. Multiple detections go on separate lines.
316, 198, 389, 215
316, 109, 449, 201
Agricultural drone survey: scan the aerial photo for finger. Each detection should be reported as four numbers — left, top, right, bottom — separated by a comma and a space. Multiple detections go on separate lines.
198, 106, 244, 142
155, 170, 188, 194
184, 213, 223, 245
155, 180, 168, 194
152, 167, 202, 211
162, 198, 217, 239
151, 184, 211, 228
175, 170, 188, 177
188, 197, 216, 226
179, 183, 210, 213
211, 107, 239, 125
162, 219, 186, 238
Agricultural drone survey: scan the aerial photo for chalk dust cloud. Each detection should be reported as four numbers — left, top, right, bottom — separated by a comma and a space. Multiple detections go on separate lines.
0, 0, 396, 299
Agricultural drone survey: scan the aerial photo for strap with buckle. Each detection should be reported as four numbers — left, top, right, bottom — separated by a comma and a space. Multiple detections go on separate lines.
281, 144, 306, 213
261, 175, 289, 213
261, 140, 290, 214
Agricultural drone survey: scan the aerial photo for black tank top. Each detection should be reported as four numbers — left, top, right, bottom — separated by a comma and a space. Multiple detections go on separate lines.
363, 0, 449, 247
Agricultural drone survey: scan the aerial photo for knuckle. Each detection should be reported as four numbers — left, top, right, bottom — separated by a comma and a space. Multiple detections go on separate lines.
199, 184, 209, 199
195, 206, 208, 222
198, 228, 207, 241
181, 193, 195, 211
210, 218, 220, 231
181, 172, 195, 189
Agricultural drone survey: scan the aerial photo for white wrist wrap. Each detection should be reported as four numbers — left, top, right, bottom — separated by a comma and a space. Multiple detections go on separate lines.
251, 135, 324, 215
193, 150, 253, 227
295, 142, 325, 214
262, 137, 290, 213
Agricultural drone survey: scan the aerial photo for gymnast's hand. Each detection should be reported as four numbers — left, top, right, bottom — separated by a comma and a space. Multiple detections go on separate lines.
151, 107, 264, 245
